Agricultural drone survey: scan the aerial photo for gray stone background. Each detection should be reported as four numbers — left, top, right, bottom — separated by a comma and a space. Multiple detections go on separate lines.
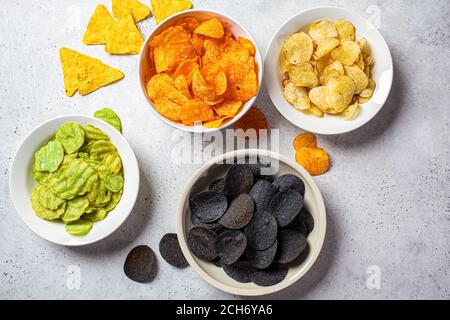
0, 0, 449, 299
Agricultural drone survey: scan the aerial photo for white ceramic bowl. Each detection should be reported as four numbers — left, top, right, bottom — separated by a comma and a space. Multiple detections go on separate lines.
265, 6, 393, 135
177, 149, 326, 296
138, 9, 263, 133
9, 115, 140, 246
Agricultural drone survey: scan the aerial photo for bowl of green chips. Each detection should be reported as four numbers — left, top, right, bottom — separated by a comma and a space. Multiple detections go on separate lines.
9, 114, 139, 246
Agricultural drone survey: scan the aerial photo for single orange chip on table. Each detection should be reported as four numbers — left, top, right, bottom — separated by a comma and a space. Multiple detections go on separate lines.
194, 18, 225, 38
233, 107, 268, 139
295, 147, 330, 176
293, 132, 318, 150
145, 16, 258, 128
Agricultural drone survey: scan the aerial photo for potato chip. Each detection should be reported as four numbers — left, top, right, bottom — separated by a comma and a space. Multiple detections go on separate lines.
325, 75, 355, 112
355, 52, 365, 70
305, 104, 324, 117
283, 32, 313, 64
154, 99, 182, 121
308, 19, 338, 44
31, 187, 66, 220
177, 16, 200, 32
83, 5, 116, 45
104, 174, 124, 192
359, 79, 376, 99
342, 101, 360, 120
358, 38, 370, 54
309, 86, 332, 113
112, 0, 151, 23
203, 116, 233, 129
205, 97, 225, 105
84, 125, 110, 141
174, 74, 191, 97
314, 37, 339, 60
295, 147, 330, 176
150, 0, 192, 25
320, 60, 344, 85
334, 19, 355, 42
293, 132, 317, 150
213, 71, 228, 96
88, 179, 111, 207
279, 51, 291, 74
288, 62, 318, 88
173, 58, 199, 84
89, 141, 118, 161
179, 99, 215, 125
37, 185, 65, 210
105, 13, 144, 55
192, 68, 216, 101
147, 74, 188, 105
283, 81, 310, 110
213, 100, 242, 117
194, 18, 224, 38
94, 108, 122, 132
223, 61, 258, 101
238, 37, 256, 56
56, 122, 85, 154
330, 40, 361, 65
233, 107, 268, 138
62, 197, 90, 223
344, 64, 368, 94
34, 141, 64, 173
65, 219, 93, 236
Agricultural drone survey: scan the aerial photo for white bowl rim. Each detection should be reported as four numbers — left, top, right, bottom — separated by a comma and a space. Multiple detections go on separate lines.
9, 114, 140, 247
176, 148, 327, 296
137, 8, 264, 134
264, 5, 394, 135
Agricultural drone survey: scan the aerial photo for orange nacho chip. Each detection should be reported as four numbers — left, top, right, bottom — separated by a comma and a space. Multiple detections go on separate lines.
83, 5, 116, 45
293, 132, 317, 151
233, 107, 268, 138
105, 13, 144, 55
194, 18, 225, 38
295, 147, 330, 176
112, 0, 151, 23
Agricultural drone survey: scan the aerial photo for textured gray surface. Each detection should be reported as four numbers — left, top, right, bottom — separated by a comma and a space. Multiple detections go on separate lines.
0, 0, 449, 300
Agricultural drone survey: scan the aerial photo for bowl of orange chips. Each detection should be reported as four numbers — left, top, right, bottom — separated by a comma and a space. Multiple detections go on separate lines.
265, 6, 393, 135
138, 9, 263, 132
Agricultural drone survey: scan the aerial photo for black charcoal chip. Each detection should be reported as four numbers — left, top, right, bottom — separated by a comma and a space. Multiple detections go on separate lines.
214, 230, 247, 265
191, 213, 221, 230
269, 189, 303, 227
222, 261, 256, 283
189, 191, 228, 223
209, 178, 225, 193
187, 227, 218, 261
250, 266, 288, 287
246, 240, 278, 269
223, 165, 254, 199
272, 174, 305, 197
159, 233, 188, 268
298, 208, 314, 234
249, 179, 278, 211
286, 215, 308, 236
244, 210, 278, 250
276, 229, 307, 264
124, 245, 157, 283
218, 194, 254, 229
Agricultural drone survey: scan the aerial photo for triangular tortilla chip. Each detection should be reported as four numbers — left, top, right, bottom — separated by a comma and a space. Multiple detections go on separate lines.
83, 4, 117, 45
59, 48, 124, 96
105, 13, 144, 55
112, 0, 151, 23
150, 0, 192, 24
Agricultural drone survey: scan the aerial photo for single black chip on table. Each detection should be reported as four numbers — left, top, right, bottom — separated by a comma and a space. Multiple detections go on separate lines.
250, 266, 289, 287
223, 164, 254, 199
244, 210, 278, 250
219, 194, 255, 229
189, 190, 228, 223
249, 179, 278, 212
276, 229, 307, 264
187, 227, 218, 261
159, 233, 188, 268
269, 189, 303, 227
272, 174, 305, 197
222, 261, 256, 283
214, 230, 247, 265
124, 245, 157, 283
246, 240, 278, 269
209, 178, 225, 193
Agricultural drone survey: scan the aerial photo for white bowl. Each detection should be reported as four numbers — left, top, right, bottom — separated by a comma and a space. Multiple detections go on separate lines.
9, 115, 140, 246
176, 149, 326, 296
137, 9, 263, 133
265, 6, 393, 135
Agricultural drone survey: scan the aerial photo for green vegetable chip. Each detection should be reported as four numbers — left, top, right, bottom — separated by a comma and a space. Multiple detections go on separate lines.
55, 122, 85, 154
34, 141, 64, 173
94, 108, 122, 132
65, 219, 93, 236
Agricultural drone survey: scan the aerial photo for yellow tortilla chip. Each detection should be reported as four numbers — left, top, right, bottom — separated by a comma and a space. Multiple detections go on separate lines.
83, 5, 116, 45
59, 48, 124, 96
150, 0, 192, 25
112, 0, 151, 23
105, 13, 144, 55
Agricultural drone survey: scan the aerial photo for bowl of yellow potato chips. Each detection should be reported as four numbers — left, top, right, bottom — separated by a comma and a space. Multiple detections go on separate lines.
138, 9, 263, 132
265, 6, 393, 135
9, 115, 140, 246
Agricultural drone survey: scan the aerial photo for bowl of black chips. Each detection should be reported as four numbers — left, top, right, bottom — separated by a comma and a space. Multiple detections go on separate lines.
177, 149, 326, 296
